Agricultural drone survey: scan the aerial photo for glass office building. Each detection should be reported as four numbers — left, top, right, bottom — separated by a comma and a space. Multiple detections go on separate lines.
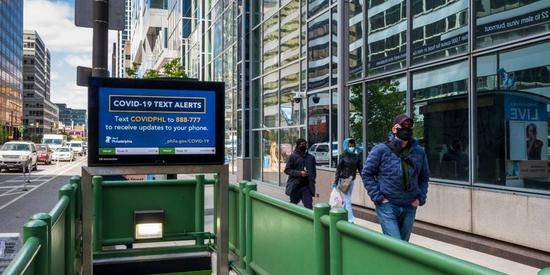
180, 0, 550, 252
0, 0, 23, 140
187, 0, 550, 193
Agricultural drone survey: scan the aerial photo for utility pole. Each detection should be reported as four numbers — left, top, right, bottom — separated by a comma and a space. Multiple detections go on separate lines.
92, 0, 109, 77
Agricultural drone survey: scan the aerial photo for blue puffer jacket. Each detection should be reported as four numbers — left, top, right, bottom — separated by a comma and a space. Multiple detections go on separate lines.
361, 137, 430, 206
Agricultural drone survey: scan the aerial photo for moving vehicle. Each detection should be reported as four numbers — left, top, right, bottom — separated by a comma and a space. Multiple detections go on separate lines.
52, 147, 75, 162
67, 141, 84, 156
0, 141, 38, 172
35, 144, 53, 164
42, 134, 66, 150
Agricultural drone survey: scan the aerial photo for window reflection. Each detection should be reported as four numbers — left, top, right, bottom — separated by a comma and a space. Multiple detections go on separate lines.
309, 0, 329, 17
367, 0, 407, 75
414, 61, 469, 181
367, 76, 407, 150
280, 63, 302, 127
262, 129, 279, 183
349, 0, 364, 80
476, 42, 550, 191
280, 127, 301, 185
263, 14, 279, 73
308, 92, 330, 166
263, 72, 278, 127
412, 0, 468, 64
476, 0, 550, 48
280, 1, 300, 66
308, 12, 330, 90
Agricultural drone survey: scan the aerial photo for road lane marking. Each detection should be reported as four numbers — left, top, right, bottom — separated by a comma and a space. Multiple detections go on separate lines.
0, 159, 82, 185
0, 191, 26, 197
0, 158, 85, 211
0, 186, 39, 189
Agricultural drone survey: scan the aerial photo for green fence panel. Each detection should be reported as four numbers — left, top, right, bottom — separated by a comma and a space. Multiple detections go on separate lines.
228, 183, 239, 254
98, 178, 199, 245
49, 211, 67, 275
247, 190, 316, 275
336, 221, 504, 275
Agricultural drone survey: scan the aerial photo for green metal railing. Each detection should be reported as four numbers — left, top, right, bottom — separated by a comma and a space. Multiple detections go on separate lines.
228, 182, 550, 275
3, 176, 82, 275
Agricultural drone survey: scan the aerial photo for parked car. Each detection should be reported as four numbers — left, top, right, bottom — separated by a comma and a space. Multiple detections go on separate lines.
0, 141, 38, 172
35, 144, 53, 165
52, 147, 75, 162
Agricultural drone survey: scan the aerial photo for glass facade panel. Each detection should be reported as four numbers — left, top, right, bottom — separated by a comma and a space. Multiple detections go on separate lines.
262, 129, 279, 183
308, 92, 331, 166
280, 127, 301, 184
349, 83, 364, 148
280, 1, 301, 66
367, 0, 407, 75
349, 0, 364, 80
476, 41, 550, 191
280, 62, 302, 127
366, 76, 407, 149
309, 0, 329, 17
307, 12, 330, 90
412, 0, 468, 64
263, 72, 279, 127
476, 0, 550, 48
414, 61, 469, 181
263, 14, 279, 73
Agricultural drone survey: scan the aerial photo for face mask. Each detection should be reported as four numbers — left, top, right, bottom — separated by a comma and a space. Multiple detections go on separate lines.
345, 146, 356, 154
298, 144, 307, 152
396, 127, 413, 141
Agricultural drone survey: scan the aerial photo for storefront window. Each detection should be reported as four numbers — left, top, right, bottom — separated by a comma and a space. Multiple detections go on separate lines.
476, 41, 550, 191
366, 75, 406, 151
262, 129, 279, 183
476, 0, 550, 48
263, 72, 279, 128
307, 11, 330, 90
367, 0, 406, 75
412, 0, 468, 64
349, 0, 364, 80
308, 92, 330, 167
349, 84, 364, 150
414, 61, 469, 182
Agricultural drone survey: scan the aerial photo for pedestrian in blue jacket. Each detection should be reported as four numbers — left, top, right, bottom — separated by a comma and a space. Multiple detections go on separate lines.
361, 114, 429, 241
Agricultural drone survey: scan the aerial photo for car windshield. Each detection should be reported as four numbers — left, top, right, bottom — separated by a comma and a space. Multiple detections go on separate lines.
1, 143, 31, 151
56, 148, 70, 152
70, 143, 81, 148
36, 145, 47, 151
44, 139, 62, 145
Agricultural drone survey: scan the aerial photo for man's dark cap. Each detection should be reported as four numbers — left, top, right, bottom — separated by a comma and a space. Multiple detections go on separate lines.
393, 114, 413, 125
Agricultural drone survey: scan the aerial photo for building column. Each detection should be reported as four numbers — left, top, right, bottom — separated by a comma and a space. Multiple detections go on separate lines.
337, 0, 349, 153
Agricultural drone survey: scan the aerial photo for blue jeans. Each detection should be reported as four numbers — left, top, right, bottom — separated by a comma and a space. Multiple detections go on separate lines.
340, 179, 355, 223
375, 202, 417, 241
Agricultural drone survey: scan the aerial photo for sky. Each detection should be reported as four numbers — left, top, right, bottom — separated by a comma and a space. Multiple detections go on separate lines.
24, 0, 117, 109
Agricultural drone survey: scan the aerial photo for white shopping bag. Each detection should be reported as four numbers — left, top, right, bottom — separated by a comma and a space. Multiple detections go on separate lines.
329, 187, 343, 208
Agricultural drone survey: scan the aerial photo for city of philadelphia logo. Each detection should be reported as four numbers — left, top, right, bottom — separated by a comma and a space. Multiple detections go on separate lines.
105, 136, 132, 144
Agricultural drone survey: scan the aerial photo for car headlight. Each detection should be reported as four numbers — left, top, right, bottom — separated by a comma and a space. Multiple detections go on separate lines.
20, 155, 28, 160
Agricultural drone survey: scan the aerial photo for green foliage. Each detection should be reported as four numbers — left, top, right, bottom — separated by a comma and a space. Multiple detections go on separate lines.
30, 134, 42, 144
143, 69, 160, 79
349, 79, 404, 147
125, 62, 139, 78
162, 59, 187, 78
0, 125, 8, 144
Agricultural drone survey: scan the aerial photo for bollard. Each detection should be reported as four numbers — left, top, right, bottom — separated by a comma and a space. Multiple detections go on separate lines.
31, 213, 52, 274
23, 220, 49, 275
92, 176, 103, 252
539, 267, 550, 275
195, 174, 205, 245
60, 184, 76, 275
244, 182, 257, 275
238, 181, 247, 269
329, 208, 347, 275
314, 203, 330, 275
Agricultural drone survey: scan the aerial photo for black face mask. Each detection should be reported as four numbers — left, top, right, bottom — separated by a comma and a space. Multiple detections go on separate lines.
298, 144, 307, 152
396, 127, 413, 141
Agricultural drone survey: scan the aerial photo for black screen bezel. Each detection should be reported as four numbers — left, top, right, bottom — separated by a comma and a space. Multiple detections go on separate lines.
87, 77, 225, 166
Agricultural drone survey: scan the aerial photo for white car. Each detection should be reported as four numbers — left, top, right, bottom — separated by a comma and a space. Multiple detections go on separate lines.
52, 147, 75, 162
67, 142, 84, 156
308, 142, 339, 165
0, 141, 38, 172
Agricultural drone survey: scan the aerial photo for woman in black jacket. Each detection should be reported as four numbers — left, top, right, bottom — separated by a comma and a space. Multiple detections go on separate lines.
334, 138, 362, 222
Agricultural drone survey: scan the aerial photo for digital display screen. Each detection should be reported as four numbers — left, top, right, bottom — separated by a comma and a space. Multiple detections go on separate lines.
88, 78, 224, 166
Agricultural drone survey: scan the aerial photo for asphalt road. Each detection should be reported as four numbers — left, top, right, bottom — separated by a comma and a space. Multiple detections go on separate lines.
0, 156, 86, 234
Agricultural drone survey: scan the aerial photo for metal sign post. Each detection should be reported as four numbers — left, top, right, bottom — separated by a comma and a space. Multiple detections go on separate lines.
80, 165, 229, 275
